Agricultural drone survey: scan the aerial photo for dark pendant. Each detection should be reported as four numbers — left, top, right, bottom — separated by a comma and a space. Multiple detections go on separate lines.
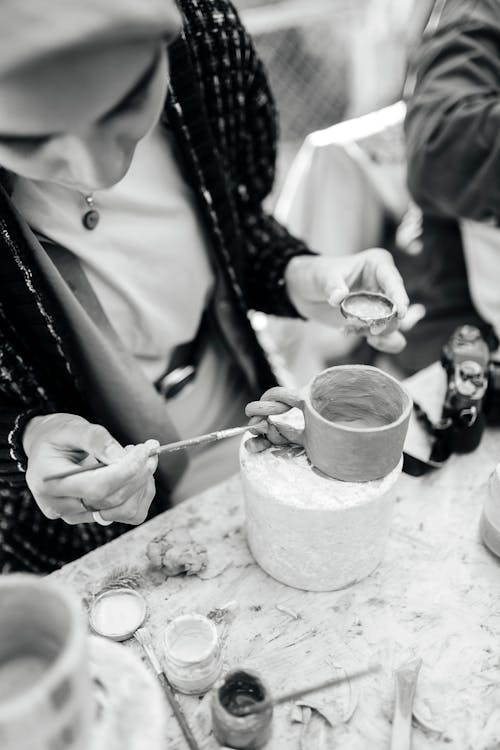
82, 209, 99, 230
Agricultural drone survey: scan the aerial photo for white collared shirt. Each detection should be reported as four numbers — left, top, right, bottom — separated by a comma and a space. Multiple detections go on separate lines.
13, 122, 214, 383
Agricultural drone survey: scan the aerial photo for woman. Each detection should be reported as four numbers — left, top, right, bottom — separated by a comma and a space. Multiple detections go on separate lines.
0, 0, 409, 572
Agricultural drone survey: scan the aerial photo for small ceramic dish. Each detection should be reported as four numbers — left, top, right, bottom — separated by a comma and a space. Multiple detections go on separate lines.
340, 291, 397, 335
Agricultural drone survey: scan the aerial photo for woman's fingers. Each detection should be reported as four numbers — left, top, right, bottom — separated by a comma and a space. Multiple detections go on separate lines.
246, 388, 302, 422
245, 386, 305, 451
36, 468, 156, 525
34, 441, 158, 524
23, 413, 159, 527
95, 475, 156, 525
370, 249, 410, 319
399, 303, 426, 332
245, 400, 290, 418
49, 443, 154, 504
266, 423, 293, 445
259, 387, 303, 409
245, 435, 272, 453
35, 495, 91, 519
248, 415, 267, 436
366, 330, 407, 354
59, 511, 96, 526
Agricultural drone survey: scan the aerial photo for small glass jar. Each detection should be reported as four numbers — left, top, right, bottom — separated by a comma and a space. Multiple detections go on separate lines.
163, 614, 221, 695
211, 669, 273, 749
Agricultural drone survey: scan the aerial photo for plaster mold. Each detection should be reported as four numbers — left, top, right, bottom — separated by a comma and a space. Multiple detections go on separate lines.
240, 442, 402, 591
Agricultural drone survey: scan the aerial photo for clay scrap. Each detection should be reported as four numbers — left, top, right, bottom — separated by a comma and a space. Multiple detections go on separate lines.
146, 527, 208, 576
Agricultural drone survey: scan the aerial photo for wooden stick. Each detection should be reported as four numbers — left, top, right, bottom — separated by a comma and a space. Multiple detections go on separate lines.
235, 664, 380, 716
134, 627, 201, 750
155, 422, 266, 455
390, 658, 422, 750
45, 421, 267, 481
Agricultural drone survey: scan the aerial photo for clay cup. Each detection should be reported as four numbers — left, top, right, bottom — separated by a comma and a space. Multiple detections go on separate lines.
272, 365, 412, 482
302, 365, 412, 481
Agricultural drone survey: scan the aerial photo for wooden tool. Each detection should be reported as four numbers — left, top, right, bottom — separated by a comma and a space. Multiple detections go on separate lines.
390, 658, 422, 750
134, 627, 202, 750
235, 664, 380, 716
46, 421, 267, 482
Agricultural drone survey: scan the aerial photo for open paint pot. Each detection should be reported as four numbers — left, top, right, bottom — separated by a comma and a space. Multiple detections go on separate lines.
211, 669, 272, 749
163, 614, 222, 695
0, 575, 93, 750
89, 587, 146, 642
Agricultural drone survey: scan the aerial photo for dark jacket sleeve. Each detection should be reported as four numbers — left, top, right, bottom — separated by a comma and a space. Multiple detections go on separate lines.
0, 405, 44, 482
233, 17, 315, 317
405, 0, 500, 222
0, 332, 52, 484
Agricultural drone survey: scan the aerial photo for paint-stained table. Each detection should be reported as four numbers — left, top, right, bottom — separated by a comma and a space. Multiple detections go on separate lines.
50, 364, 500, 749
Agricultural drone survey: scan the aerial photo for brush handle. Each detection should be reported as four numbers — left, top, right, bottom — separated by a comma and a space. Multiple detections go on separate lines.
237, 664, 380, 716
135, 628, 201, 750
390, 659, 422, 750
157, 672, 201, 750
45, 421, 266, 481
155, 423, 265, 455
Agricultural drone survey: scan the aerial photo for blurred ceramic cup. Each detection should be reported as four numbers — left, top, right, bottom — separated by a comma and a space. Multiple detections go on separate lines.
0, 574, 93, 750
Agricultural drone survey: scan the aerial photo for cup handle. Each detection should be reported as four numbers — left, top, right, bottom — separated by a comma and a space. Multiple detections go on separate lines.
246, 386, 306, 447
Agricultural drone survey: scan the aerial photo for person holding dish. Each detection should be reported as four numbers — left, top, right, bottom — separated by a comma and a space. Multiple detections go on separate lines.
0, 0, 409, 572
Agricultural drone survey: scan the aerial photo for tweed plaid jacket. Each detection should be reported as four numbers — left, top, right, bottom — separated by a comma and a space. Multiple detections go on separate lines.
0, 0, 312, 573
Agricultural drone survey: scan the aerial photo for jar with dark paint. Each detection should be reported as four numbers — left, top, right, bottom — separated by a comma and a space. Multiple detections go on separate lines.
211, 669, 273, 749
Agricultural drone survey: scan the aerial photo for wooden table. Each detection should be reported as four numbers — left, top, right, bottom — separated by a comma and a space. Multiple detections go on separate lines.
50, 366, 500, 749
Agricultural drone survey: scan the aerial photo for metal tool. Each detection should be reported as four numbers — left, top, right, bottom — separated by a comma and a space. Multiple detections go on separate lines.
390, 658, 422, 750
46, 421, 266, 482
235, 664, 380, 716
89, 588, 201, 750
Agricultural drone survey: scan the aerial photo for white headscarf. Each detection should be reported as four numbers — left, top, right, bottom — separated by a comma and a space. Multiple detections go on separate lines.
0, 0, 182, 190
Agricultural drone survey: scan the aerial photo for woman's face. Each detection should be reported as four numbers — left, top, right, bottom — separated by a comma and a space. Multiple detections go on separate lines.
0, 48, 170, 192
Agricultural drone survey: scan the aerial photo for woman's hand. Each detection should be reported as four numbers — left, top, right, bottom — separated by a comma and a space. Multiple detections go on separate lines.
23, 413, 159, 525
284, 249, 410, 353
245, 387, 304, 453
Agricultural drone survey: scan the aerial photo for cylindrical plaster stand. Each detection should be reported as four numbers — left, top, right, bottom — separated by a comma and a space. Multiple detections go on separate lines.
240, 442, 402, 592
480, 463, 500, 558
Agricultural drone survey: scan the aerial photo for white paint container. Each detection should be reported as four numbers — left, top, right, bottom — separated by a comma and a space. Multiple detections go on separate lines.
240, 442, 402, 591
480, 464, 500, 557
163, 614, 221, 695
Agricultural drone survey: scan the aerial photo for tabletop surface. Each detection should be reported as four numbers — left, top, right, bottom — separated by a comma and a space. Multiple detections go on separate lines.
50, 365, 500, 750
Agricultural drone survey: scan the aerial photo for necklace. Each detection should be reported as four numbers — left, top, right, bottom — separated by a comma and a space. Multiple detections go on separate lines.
82, 193, 100, 230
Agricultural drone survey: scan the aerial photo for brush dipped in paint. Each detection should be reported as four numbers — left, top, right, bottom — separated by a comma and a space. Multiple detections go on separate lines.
234, 663, 380, 716
211, 664, 380, 749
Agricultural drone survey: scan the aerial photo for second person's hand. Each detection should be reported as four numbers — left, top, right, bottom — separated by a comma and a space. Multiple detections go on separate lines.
284, 248, 409, 353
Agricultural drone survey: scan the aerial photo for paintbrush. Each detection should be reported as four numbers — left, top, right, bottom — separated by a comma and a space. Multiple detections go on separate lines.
234, 664, 380, 716
46, 421, 267, 481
